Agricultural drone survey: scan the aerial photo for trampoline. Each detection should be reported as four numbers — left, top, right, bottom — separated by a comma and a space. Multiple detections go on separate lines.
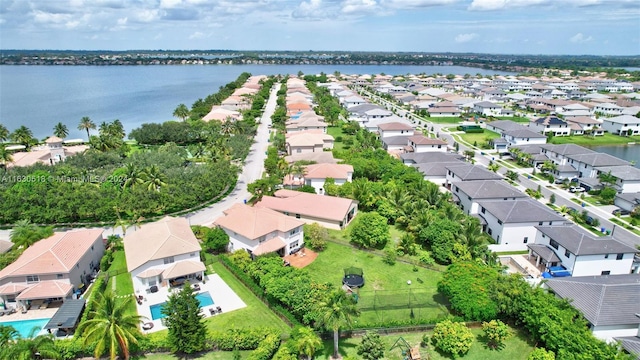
343, 266, 365, 288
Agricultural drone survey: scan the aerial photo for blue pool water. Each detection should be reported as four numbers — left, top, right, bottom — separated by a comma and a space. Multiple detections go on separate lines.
149, 292, 214, 320
0, 318, 50, 338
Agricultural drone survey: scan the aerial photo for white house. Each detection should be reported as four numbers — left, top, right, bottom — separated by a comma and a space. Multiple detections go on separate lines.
615, 192, 640, 212
124, 217, 205, 293
290, 163, 353, 195
600, 115, 640, 136
451, 180, 527, 215
473, 101, 503, 117
545, 275, 640, 342
502, 129, 548, 146
214, 204, 304, 257
594, 103, 624, 117
407, 135, 448, 153
530, 225, 637, 277
445, 164, 502, 187
540, 144, 595, 166
377, 122, 414, 138
478, 199, 566, 252
529, 116, 571, 136
564, 153, 630, 179
595, 166, 640, 193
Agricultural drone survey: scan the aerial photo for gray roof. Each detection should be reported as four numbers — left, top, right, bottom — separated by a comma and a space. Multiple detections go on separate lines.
401, 152, 465, 164
533, 116, 568, 126
535, 225, 637, 256
44, 299, 86, 329
477, 198, 565, 223
527, 244, 561, 262
452, 180, 527, 200
615, 192, 640, 205
615, 336, 640, 357
596, 166, 640, 181
446, 164, 503, 181
540, 143, 595, 156
556, 164, 579, 173
487, 120, 524, 132
606, 115, 640, 124
504, 129, 548, 139
416, 161, 466, 176
382, 135, 411, 146
475, 101, 501, 108
348, 104, 381, 114
545, 274, 640, 326
566, 153, 630, 167
510, 144, 545, 155
0, 240, 13, 254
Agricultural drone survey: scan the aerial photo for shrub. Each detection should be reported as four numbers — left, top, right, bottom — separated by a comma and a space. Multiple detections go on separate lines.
438, 262, 500, 322
349, 212, 390, 249
304, 223, 328, 251
383, 248, 397, 265
357, 331, 385, 360
482, 319, 511, 350
246, 334, 281, 360
528, 348, 555, 360
55, 338, 92, 360
210, 328, 278, 351
431, 320, 474, 359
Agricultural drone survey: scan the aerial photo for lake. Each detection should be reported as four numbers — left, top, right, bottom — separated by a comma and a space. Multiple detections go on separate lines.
590, 145, 640, 168
0, 64, 513, 139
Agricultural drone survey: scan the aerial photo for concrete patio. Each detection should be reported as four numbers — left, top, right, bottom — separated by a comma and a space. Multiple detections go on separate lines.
134, 273, 246, 333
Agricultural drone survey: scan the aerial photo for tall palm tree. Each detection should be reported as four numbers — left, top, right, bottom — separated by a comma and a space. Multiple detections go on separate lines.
0, 144, 13, 168
10, 219, 48, 249
3, 331, 59, 360
315, 290, 360, 359
0, 124, 9, 142
78, 116, 96, 141
10, 125, 35, 149
220, 119, 236, 137
110, 119, 126, 139
295, 326, 322, 360
143, 165, 167, 191
173, 103, 190, 121
77, 292, 144, 360
53, 122, 69, 139
0, 325, 18, 347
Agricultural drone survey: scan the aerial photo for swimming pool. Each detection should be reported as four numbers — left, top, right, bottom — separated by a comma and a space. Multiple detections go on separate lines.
149, 291, 215, 320
0, 318, 50, 338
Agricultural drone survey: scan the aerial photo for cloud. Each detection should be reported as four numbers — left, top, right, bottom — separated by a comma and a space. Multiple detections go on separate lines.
381, 0, 457, 9
293, 0, 330, 19
468, 0, 550, 11
570, 33, 593, 43
188, 31, 205, 39
455, 33, 478, 43
342, 0, 379, 15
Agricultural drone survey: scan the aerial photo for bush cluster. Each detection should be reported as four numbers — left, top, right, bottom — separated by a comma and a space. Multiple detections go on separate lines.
210, 328, 278, 351
246, 334, 281, 360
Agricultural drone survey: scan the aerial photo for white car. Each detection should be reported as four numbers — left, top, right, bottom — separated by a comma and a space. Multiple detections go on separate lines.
569, 186, 585, 193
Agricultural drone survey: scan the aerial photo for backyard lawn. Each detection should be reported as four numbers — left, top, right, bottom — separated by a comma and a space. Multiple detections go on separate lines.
550, 133, 640, 146
138, 350, 252, 360
457, 129, 500, 147
105, 250, 136, 314
427, 116, 465, 124
317, 326, 536, 360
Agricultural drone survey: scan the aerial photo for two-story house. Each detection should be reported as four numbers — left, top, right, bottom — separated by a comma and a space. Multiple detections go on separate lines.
445, 164, 503, 188
0, 229, 104, 308
284, 163, 354, 195
215, 203, 305, 257
601, 115, 640, 136
451, 180, 528, 215
529, 116, 571, 136
406, 135, 448, 153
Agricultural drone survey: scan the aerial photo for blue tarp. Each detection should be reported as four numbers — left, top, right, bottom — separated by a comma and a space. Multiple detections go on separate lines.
542, 272, 552, 279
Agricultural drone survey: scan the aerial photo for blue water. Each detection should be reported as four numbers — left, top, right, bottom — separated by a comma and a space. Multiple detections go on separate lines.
149, 291, 214, 320
0, 318, 49, 338
590, 145, 640, 168
0, 64, 513, 139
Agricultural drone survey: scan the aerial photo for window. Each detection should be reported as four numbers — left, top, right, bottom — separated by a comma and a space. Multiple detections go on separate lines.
290, 228, 299, 236
488, 228, 493, 235
57, 274, 63, 279
604, 254, 609, 259
296, 148, 301, 153
549, 221, 552, 225
497, 220, 503, 225
481, 207, 486, 214
91, 245, 94, 251
295, 214, 301, 219
454, 186, 458, 192
601, 271, 611, 275
163, 256, 175, 265
290, 241, 299, 248
538, 222, 543, 226
564, 250, 571, 258
616, 253, 624, 260
550, 239, 559, 250
523, 237, 528, 244
190, 253, 196, 257
26, 275, 39, 283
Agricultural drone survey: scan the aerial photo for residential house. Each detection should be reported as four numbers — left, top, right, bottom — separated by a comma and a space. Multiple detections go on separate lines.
285, 163, 353, 194
406, 135, 448, 153
473, 101, 503, 117
215, 204, 304, 256
7, 137, 88, 168
451, 180, 528, 215
595, 166, 640, 193
257, 190, 357, 230
529, 116, 571, 136
445, 164, 503, 187
486, 120, 525, 135
377, 122, 414, 138
540, 144, 595, 166
502, 129, 548, 146
545, 275, 640, 342
285, 152, 339, 165
401, 151, 465, 165
600, 115, 640, 136
615, 192, 640, 213
124, 217, 205, 293
565, 116, 604, 136
565, 153, 630, 179
341, 96, 367, 108
594, 103, 624, 117
477, 199, 566, 251
202, 106, 241, 122
427, 103, 461, 117
0, 229, 104, 308
285, 132, 334, 155
530, 225, 638, 277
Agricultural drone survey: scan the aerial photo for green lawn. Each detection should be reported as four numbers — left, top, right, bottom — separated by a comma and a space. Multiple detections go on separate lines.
105, 250, 137, 314
306, 241, 450, 326
317, 326, 536, 360
458, 130, 500, 147
327, 126, 351, 151
550, 133, 640, 146
497, 116, 530, 123
427, 117, 464, 124
137, 350, 252, 360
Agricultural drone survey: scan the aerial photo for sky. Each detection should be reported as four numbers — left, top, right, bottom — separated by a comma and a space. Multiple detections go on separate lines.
0, 0, 639, 55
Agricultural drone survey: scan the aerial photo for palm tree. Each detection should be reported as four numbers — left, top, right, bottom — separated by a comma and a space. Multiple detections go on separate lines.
0, 325, 18, 347
295, 326, 322, 360
3, 331, 59, 360
173, 103, 190, 121
10, 125, 35, 149
53, 122, 69, 139
78, 116, 96, 141
0, 144, 13, 168
122, 163, 145, 189
143, 165, 167, 191
487, 161, 500, 173
10, 219, 46, 249
315, 290, 360, 359
0, 124, 9, 142
220, 119, 236, 137
77, 292, 144, 360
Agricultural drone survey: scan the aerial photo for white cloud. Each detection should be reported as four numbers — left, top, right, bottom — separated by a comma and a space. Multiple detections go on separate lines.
342, 0, 379, 15
160, 0, 182, 9
468, 0, 550, 11
117, 17, 127, 26
188, 31, 205, 39
455, 32, 478, 42
293, 0, 329, 19
381, 0, 457, 9
135, 9, 159, 23
570, 33, 593, 43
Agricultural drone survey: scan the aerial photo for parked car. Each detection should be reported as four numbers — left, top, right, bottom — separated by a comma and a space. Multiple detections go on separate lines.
569, 186, 585, 193
612, 209, 631, 216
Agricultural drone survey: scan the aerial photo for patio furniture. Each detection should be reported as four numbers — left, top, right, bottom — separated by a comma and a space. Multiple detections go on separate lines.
216, 306, 222, 314
149, 285, 158, 293
142, 322, 154, 330
192, 284, 201, 291
209, 308, 216, 316
5, 307, 15, 315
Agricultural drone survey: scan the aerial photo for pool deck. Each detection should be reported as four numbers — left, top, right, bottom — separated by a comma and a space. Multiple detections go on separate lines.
135, 273, 246, 334
0, 307, 59, 338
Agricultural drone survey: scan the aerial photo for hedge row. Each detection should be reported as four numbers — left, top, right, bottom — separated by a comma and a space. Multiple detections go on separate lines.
246, 334, 281, 360
210, 328, 279, 351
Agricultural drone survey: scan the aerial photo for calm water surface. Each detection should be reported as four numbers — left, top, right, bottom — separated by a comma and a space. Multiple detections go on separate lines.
590, 145, 640, 168
0, 64, 512, 139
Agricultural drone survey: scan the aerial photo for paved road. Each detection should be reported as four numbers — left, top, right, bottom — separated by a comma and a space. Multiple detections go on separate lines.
355, 86, 640, 248
0, 83, 279, 242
